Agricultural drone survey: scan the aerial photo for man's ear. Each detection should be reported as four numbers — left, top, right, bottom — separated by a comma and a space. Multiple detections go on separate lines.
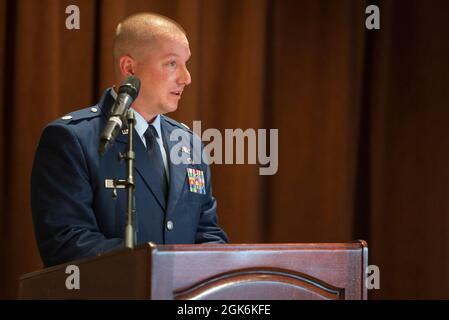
118, 55, 135, 76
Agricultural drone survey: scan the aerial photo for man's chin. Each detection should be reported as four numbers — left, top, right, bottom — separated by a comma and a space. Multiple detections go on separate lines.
162, 103, 179, 114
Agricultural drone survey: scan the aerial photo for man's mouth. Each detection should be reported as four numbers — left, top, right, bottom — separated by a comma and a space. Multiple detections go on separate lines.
170, 90, 183, 97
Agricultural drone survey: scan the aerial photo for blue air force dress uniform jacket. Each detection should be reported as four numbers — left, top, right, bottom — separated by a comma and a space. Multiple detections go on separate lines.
31, 88, 228, 267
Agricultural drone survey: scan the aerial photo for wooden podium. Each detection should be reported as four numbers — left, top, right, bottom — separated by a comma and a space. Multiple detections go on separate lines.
19, 241, 368, 300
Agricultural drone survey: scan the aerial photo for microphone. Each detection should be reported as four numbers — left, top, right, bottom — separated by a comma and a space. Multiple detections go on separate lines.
99, 76, 141, 155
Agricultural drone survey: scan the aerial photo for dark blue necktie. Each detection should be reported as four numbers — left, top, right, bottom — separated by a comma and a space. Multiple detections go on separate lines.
144, 125, 168, 201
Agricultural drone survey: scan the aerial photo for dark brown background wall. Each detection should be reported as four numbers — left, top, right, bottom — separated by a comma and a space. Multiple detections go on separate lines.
0, 0, 448, 299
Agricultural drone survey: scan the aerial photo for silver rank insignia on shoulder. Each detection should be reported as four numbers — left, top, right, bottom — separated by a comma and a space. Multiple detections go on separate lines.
61, 115, 72, 120
121, 128, 129, 135
181, 122, 190, 130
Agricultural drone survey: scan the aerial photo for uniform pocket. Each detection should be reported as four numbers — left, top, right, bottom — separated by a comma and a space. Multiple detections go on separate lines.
186, 189, 206, 202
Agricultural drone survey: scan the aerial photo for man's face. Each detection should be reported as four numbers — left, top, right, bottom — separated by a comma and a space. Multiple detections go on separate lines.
133, 32, 191, 118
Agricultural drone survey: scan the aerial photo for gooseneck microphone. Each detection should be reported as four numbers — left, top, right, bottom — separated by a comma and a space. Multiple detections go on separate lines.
98, 76, 141, 155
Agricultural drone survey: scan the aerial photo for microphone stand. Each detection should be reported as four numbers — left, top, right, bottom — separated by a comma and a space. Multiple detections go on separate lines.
104, 110, 137, 249
122, 110, 137, 248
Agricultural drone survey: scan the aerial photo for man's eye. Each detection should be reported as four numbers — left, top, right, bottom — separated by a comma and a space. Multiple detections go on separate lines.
168, 61, 177, 67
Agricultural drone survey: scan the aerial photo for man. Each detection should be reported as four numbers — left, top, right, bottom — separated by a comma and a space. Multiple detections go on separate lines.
31, 13, 228, 268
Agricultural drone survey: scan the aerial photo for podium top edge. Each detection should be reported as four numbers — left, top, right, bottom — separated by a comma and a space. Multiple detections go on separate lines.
20, 241, 368, 280
150, 240, 368, 252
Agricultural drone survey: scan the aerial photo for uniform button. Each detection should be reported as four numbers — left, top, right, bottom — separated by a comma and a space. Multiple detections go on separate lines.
61, 115, 72, 120
90, 107, 98, 113
166, 220, 174, 231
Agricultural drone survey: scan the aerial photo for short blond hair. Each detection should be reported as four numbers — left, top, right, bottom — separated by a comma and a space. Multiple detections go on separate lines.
112, 13, 186, 66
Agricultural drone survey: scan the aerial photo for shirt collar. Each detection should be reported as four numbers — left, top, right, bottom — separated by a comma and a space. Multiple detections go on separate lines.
109, 87, 162, 140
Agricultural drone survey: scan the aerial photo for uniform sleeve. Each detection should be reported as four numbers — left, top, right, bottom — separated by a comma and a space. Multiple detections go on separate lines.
31, 123, 123, 267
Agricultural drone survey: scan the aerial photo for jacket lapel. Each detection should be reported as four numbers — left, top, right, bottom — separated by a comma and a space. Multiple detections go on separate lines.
115, 130, 167, 211
98, 88, 115, 120
161, 118, 189, 215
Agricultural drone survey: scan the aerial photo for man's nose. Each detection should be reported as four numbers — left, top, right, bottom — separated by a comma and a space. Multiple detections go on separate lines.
178, 65, 191, 86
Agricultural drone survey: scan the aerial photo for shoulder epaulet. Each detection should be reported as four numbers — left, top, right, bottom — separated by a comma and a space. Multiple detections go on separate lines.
58, 106, 102, 124
162, 115, 192, 133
